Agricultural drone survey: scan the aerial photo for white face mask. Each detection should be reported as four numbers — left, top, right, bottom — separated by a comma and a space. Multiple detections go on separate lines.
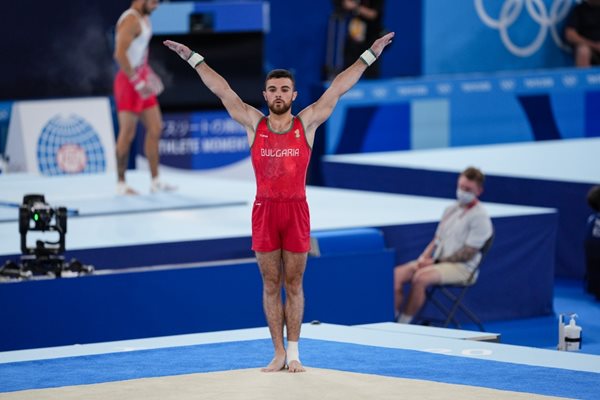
456, 188, 476, 205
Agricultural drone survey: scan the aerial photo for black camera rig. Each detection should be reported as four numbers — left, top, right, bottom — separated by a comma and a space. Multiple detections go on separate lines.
0, 194, 93, 279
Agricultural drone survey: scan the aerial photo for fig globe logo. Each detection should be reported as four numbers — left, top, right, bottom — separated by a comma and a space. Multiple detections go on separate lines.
37, 114, 106, 175
474, 0, 575, 57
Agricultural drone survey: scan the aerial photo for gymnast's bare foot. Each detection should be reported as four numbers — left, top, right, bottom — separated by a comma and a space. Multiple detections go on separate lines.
261, 352, 286, 372
287, 359, 305, 373
116, 182, 138, 196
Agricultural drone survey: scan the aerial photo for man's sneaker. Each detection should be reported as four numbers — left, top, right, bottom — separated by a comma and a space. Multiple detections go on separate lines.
117, 182, 138, 196
150, 179, 177, 193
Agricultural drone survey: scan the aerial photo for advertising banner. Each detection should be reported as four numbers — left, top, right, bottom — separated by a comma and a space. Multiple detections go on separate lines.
5, 97, 116, 175
423, 0, 576, 75
0, 102, 12, 173
325, 67, 600, 154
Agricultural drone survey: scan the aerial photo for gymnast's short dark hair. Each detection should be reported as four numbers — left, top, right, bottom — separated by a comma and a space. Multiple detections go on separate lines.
265, 69, 295, 88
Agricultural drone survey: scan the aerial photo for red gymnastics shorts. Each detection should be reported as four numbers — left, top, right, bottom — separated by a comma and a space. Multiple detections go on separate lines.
114, 70, 158, 113
251, 198, 311, 253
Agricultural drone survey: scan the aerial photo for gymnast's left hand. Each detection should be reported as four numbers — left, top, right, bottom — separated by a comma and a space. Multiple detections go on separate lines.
163, 40, 193, 61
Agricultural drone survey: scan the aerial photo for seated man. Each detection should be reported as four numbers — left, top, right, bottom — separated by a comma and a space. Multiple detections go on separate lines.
394, 167, 493, 324
585, 185, 600, 299
565, 0, 600, 67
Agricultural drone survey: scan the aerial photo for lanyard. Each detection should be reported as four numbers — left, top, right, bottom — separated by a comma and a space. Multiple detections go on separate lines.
438, 200, 478, 233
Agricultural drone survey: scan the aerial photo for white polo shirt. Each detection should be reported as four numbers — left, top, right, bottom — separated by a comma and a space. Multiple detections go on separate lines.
433, 201, 493, 272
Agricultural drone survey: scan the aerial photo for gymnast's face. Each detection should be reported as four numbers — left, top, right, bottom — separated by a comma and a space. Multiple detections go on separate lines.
263, 78, 297, 115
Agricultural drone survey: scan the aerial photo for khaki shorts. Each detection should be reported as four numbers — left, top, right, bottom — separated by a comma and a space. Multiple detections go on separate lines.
431, 262, 476, 285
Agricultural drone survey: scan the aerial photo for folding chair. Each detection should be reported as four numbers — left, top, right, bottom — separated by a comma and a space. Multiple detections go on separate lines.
416, 231, 495, 331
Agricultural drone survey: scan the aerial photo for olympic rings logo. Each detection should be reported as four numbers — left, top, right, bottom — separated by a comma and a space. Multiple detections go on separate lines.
474, 0, 577, 57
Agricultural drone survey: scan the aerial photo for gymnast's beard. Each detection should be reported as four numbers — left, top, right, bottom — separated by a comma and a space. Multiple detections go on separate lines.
268, 100, 292, 115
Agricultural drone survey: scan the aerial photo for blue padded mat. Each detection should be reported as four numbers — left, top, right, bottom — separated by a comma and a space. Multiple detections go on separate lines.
1, 338, 598, 398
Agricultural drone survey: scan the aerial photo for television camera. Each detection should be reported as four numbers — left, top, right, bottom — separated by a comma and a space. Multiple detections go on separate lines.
0, 194, 93, 279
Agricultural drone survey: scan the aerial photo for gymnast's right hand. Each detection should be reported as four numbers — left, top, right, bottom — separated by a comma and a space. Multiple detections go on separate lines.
163, 40, 192, 61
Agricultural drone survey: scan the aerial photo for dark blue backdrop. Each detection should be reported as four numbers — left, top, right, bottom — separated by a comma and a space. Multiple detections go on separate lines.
0, 1, 421, 108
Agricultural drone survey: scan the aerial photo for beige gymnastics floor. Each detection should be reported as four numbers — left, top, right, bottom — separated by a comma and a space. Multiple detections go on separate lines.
0, 367, 569, 400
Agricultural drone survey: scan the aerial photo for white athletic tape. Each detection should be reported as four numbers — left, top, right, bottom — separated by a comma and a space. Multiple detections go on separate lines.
187, 52, 205, 68
360, 49, 377, 66
286, 341, 300, 364
129, 72, 144, 89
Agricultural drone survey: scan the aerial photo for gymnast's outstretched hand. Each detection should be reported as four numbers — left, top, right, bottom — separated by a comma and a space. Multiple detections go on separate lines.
163, 40, 193, 61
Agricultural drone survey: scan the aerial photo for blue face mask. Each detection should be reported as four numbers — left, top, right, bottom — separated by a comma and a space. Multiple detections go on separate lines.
456, 188, 476, 205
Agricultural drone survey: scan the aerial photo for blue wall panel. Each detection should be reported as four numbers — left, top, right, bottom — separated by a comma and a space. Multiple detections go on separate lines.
381, 1, 422, 77
0, 250, 394, 351
379, 212, 556, 322
585, 91, 600, 137
322, 159, 590, 279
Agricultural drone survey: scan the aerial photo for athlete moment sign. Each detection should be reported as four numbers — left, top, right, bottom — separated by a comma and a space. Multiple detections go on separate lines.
136, 110, 254, 179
